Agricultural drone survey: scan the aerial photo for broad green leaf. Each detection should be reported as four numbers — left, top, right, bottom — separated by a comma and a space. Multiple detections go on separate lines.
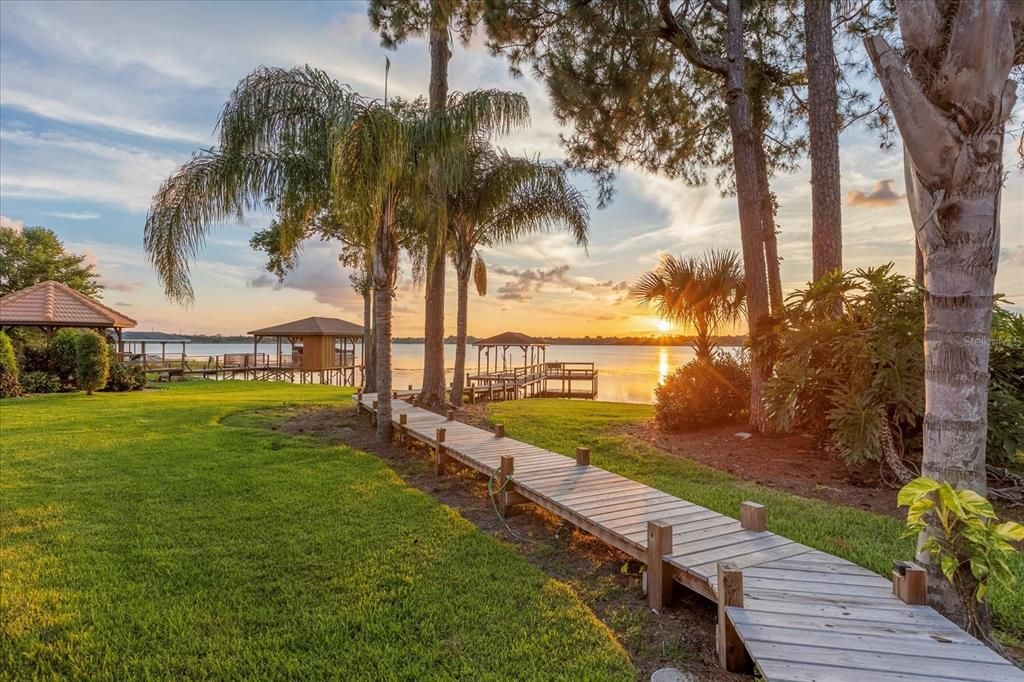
994, 521, 1024, 542
975, 582, 987, 602
940, 554, 958, 582
957, 489, 996, 519
937, 483, 964, 519
905, 498, 933, 527
897, 477, 940, 507
969, 557, 989, 580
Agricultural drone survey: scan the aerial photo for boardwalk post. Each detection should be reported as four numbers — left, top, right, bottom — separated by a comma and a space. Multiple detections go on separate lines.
371, 400, 378, 427
575, 446, 590, 466
495, 424, 505, 438
892, 561, 928, 605
717, 562, 748, 673
646, 520, 673, 609
399, 413, 407, 444
408, 384, 413, 391
434, 427, 449, 475
740, 502, 766, 532
446, 408, 454, 421
392, 390, 398, 399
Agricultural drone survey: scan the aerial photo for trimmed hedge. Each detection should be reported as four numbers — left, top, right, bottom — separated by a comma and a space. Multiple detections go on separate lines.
75, 331, 109, 395
0, 331, 21, 398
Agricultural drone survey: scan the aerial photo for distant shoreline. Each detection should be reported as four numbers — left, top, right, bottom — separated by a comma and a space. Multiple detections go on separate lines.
181, 335, 747, 347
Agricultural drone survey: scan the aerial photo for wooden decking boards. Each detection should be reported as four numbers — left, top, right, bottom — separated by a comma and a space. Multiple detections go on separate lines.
356, 393, 1023, 682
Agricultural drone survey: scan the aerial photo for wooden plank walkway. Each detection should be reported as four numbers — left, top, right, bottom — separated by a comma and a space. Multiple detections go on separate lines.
357, 393, 1023, 681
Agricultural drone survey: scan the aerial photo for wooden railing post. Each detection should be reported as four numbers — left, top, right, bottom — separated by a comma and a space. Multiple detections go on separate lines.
646, 520, 673, 609
717, 562, 748, 673
892, 561, 927, 605
446, 408, 455, 421
494, 424, 505, 438
576, 446, 590, 466
434, 427, 448, 475
398, 413, 407, 443
740, 502, 766, 532
496, 455, 526, 515
371, 400, 378, 427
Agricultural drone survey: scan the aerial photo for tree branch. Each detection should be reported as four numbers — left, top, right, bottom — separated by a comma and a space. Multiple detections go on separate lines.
656, 0, 729, 75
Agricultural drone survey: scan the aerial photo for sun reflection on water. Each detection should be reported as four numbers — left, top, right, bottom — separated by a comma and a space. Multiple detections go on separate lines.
658, 346, 670, 386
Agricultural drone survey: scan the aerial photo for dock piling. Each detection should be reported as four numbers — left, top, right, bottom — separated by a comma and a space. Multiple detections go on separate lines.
646, 520, 674, 609
434, 427, 449, 475
495, 424, 505, 438
740, 502, 766, 532
717, 562, 748, 673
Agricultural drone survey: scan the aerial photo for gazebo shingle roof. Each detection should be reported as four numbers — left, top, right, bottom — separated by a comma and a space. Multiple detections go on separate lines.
248, 316, 364, 337
474, 331, 547, 346
0, 280, 136, 328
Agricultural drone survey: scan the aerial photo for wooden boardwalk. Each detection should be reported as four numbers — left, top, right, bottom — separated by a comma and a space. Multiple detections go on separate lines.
357, 394, 1023, 681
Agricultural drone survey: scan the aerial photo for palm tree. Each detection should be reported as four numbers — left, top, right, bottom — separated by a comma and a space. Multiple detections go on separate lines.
447, 143, 590, 406
632, 250, 746, 363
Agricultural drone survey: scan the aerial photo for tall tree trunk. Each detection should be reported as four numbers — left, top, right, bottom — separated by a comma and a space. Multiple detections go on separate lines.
865, 0, 1019, 634
752, 107, 784, 315
419, 1, 453, 407
361, 286, 376, 393
722, 1, 772, 432
450, 256, 471, 407
373, 206, 400, 441
804, 0, 843, 282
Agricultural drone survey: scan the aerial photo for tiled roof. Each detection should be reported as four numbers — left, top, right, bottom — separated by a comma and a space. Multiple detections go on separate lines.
474, 331, 548, 346
0, 280, 136, 328
248, 316, 364, 337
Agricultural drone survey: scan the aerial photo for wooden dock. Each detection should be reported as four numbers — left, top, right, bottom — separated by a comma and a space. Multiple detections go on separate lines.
356, 393, 1023, 681
467, 361, 598, 400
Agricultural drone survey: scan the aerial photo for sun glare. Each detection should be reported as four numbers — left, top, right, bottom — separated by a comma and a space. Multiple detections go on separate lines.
655, 318, 673, 333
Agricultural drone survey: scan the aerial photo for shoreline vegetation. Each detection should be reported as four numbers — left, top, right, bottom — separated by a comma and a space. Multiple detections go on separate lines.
173, 333, 749, 346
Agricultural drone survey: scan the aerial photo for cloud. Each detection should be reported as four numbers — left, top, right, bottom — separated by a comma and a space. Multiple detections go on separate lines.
492, 264, 629, 302
248, 240, 362, 311
48, 211, 100, 220
847, 179, 905, 208
114, 301, 134, 307
1001, 245, 1024, 268
0, 215, 24, 231
102, 279, 144, 292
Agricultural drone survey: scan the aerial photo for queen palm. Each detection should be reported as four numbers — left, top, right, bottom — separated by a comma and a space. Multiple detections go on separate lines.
447, 143, 589, 405
632, 250, 746, 363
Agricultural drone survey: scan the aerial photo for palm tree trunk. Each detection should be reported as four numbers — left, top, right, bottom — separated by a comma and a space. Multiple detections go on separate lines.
865, 1, 1018, 631
373, 206, 400, 441
419, 0, 453, 407
804, 0, 843, 282
362, 286, 376, 393
722, 1, 771, 432
450, 258, 471, 407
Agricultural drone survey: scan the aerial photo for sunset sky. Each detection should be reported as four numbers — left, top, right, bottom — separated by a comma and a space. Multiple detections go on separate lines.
1, 1, 1021, 337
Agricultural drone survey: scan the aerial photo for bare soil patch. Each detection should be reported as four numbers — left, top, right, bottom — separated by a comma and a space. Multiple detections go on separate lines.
274, 404, 744, 682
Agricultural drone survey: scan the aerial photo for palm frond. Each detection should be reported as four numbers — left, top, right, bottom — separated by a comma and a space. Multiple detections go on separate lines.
473, 253, 487, 296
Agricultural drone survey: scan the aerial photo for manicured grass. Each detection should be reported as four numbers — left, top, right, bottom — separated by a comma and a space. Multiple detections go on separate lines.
1, 383, 633, 680
488, 399, 1024, 642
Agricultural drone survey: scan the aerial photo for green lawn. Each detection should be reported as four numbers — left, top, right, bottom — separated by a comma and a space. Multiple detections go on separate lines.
487, 399, 1024, 643
0, 383, 632, 680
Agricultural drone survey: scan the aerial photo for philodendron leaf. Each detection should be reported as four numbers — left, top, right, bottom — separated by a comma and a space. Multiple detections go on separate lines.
906, 498, 933, 527
940, 555, 958, 582
938, 483, 964, 519
898, 477, 940, 506
958, 489, 996, 519
994, 521, 1024, 543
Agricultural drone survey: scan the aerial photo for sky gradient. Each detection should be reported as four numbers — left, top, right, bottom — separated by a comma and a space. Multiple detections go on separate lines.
1, 0, 1021, 337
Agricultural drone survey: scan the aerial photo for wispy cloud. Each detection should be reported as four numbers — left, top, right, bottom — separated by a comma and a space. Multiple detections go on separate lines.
49, 211, 100, 220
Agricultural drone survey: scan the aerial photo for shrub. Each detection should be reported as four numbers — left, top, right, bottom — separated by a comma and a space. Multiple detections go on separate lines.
106, 362, 146, 392
655, 352, 750, 431
20, 371, 60, 394
9, 327, 51, 374
988, 307, 1024, 464
75, 331, 109, 395
0, 331, 21, 398
50, 329, 81, 382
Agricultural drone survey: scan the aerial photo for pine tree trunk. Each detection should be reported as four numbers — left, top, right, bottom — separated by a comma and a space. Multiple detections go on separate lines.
362, 287, 377, 393
722, 1, 772, 432
752, 110, 784, 316
804, 0, 843, 282
419, 1, 452, 407
865, 0, 1018, 631
450, 258, 471, 407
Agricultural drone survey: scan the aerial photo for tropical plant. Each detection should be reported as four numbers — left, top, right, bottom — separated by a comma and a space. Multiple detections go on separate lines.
75, 331, 109, 395
106, 362, 146, 392
632, 249, 745, 363
655, 352, 750, 431
898, 477, 1023, 639
20, 371, 60, 394
987, 307, 1024, 464
446, 142, 590, 405
763, 265, 923, 472
0, 225, 102, 297
865, 1, 1022, 627
50, 328, 81, 383
0, 331, 21, 398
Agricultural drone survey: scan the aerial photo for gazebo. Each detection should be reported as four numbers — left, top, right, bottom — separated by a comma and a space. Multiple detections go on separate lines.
474, 331, 548, 376
0, 280, 136, 351
248, 316, 364, 386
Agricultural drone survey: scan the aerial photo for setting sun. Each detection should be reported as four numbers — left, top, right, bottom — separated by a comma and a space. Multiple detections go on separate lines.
655, 318, 673, 333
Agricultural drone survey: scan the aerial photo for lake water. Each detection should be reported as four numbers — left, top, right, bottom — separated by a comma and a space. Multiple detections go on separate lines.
185, 342, 711, 403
